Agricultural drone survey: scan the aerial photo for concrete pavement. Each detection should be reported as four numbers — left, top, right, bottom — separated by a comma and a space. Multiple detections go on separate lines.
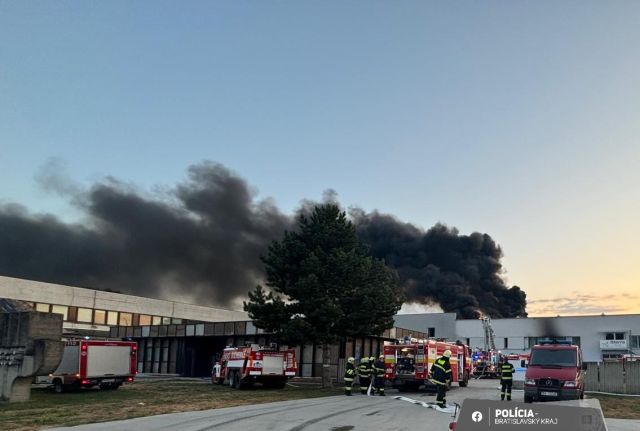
51, 379, 640, 431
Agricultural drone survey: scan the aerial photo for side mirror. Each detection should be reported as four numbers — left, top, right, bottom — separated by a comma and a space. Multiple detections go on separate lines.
581, 363, 588, 371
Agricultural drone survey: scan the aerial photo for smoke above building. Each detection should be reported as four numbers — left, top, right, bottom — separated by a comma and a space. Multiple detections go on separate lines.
353, 211, 527, 318
0, 161, 526, 318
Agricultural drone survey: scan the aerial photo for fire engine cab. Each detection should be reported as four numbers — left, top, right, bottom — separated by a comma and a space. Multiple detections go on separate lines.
212, 344, 297, 389
384, 339, 473, 391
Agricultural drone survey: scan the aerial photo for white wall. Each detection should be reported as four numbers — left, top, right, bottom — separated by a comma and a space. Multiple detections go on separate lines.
456, 315, 640, 362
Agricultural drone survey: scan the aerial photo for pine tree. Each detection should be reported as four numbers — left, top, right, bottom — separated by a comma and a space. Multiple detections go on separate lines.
244, 204, 404, 387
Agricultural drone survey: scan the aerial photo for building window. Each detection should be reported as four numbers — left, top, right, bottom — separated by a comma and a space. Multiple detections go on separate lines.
162, 317, 171, 325
171, 318, 182, 324
77, 308, 93, 323
631, 335, 640, 349
152, 316, 162, 325
35, 303, 50, 313
51, 305, 68, 320
504, 338, 509, 349
605, 333, 625, 340
107, 311, 119, 326
139, 315, 152, 326
119, 313, 133, 326
94, 310, 106, 325
428, 328, 435, 338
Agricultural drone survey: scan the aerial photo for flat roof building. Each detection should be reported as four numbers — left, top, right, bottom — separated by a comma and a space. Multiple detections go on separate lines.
395, 313, 640, 362
0, 275, 248, 337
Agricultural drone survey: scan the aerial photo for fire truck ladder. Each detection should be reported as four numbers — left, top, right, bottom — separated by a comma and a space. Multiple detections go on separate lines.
482, 317, 496, 352
475, 316, 497, 379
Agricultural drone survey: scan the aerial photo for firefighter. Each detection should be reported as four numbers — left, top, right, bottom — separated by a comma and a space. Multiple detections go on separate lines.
500, 358, 515, 401
372, 354, 386, 396
357, 357, 372, 394
430, 349, 452, 409
344, 357, 356, 396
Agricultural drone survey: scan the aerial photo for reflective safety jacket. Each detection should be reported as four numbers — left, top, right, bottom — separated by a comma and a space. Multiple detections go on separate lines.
358, 361, 372, 378
372, 359, 385, 378
430, 356, 451, 385
500, 363, 514, 380
344, 362, 356, 382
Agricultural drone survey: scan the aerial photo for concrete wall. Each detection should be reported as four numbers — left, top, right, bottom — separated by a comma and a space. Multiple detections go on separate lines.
393, 313, 458, 340
0, 275, 248, 323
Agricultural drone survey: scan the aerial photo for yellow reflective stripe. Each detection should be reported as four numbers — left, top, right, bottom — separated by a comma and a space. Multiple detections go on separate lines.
433, 363, 446, 372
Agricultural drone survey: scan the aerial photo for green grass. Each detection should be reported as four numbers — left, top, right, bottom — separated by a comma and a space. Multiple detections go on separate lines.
0, 380, 342, 430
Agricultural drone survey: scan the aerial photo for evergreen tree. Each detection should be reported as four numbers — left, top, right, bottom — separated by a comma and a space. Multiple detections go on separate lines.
244, 204, 404, 387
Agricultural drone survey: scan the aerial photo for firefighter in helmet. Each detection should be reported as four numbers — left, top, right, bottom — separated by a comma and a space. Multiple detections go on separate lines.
357, 357, 372, 394
372, 354, 386, 396
500, 358, 515, 401
430, 349, 452, 409
344, 357, 356, 396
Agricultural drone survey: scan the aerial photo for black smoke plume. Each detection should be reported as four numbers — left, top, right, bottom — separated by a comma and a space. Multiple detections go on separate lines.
0, 161, 527, 317
0, 162, 291, 307
352, 210, 527, 319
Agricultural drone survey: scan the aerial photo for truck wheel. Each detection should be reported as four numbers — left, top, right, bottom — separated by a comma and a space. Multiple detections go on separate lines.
232, 372, 242, 389
53, 379, 64, 394
524, 395, 533, 403
459, 372, 469, 387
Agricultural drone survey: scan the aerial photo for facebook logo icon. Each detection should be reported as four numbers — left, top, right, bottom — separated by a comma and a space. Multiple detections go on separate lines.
472, 411, 483, 422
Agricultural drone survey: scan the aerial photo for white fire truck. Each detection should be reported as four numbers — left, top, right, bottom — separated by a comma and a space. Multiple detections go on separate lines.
384, 339, 473, 391
48, 340, 137, 393
212, 345, 297, 389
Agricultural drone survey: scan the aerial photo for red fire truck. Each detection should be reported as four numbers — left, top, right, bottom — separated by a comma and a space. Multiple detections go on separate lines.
384, 340, 473, 391
212, 345, 297, 389
48, 340, 137, 393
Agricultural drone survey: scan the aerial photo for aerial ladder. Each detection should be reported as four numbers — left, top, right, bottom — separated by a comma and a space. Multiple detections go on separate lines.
482, 316, 496, 352
474, 316, 499, 378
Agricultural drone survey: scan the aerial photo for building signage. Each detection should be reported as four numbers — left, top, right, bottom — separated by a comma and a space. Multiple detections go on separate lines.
599, 339, 627, 349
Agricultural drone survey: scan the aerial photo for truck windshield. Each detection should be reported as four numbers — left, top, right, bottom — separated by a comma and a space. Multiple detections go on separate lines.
529, 349, 577, 367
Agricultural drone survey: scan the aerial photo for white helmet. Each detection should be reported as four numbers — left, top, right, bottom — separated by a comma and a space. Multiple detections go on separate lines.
348, 357, 355, 363
443, 350, 451, 358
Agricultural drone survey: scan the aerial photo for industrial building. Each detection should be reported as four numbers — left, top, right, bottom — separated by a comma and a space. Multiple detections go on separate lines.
394, 313, 640, 362
3, 275, 639, 377
0, 275, 248, 337
0, 275, 424, 378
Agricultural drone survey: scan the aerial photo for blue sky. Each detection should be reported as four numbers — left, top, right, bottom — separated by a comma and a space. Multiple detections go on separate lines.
1, 1, 639, 315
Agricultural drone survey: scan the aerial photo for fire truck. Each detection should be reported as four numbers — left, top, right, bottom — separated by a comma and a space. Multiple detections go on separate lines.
383, 339, 473, 391
471, 350, 500, 378
212, 345, 297, 389
48, 340, 137, 393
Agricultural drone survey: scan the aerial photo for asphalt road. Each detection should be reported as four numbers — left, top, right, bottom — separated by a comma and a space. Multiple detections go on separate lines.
51, 380, 639, 431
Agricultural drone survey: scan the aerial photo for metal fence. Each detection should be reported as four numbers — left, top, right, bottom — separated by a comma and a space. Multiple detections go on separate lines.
585, 361, 640, 394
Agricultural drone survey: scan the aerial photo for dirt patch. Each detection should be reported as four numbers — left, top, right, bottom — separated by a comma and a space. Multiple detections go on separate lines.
0, 380, 342, 430
590, 394, 640, 420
